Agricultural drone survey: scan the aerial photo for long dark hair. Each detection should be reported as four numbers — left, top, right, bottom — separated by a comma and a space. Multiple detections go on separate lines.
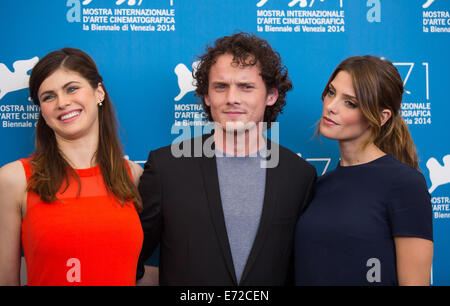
321, 55, 418, 169
28, 47, 142, 211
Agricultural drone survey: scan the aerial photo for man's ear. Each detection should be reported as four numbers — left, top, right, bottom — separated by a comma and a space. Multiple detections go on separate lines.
380, 109, 392, 126
266, 88, 279, 106
204, 94, 211, 107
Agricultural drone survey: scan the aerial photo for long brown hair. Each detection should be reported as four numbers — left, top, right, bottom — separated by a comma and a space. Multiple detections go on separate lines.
321, 55, 418, 169
28, 47, 142, 212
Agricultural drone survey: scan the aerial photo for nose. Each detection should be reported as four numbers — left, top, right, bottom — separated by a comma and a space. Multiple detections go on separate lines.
56, 94, 71, 109
324, 96, 338, 115
226, 85, 241, 105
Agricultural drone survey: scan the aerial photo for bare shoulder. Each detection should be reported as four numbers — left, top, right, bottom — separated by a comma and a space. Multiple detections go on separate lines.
0, 160, 27, 209
126, 160, 144, 186
0, 161, 27, 190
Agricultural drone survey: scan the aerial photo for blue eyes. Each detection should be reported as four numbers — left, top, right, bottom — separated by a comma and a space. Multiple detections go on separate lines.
41, 87, 79, 102
42, 95, 54, 102
67, 86, 78, 93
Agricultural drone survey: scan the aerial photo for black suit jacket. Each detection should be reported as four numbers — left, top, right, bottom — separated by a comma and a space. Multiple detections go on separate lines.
137, 133, 316, 285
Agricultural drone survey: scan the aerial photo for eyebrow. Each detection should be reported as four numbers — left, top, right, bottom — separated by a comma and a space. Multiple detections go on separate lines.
39, 81, 81, 99
329, 83, 357, 101
237, 81, 255, 86
211, 80, 256, 86
211, 81, 228, 85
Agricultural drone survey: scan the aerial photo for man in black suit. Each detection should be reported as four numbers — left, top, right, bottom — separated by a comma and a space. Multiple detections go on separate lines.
136, 32, 316, 285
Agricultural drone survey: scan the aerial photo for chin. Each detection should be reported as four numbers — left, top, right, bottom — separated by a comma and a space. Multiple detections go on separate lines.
319, 125, 338, 140
222, 121, 260, 134
320, 133, 339, 141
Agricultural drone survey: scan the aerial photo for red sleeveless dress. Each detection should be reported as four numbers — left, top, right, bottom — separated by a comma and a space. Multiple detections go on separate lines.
20, 158, 143, 286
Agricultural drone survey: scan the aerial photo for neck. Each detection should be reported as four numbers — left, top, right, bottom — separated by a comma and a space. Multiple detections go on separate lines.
214, 122, 266, 156
338, 140, 386, 167
55, 131, 99, 169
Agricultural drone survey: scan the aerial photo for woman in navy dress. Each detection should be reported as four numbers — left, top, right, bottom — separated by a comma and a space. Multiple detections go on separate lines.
295, 56, 433, 286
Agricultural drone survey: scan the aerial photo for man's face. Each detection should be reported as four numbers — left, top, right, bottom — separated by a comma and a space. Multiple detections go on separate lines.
204, 53, 278, 132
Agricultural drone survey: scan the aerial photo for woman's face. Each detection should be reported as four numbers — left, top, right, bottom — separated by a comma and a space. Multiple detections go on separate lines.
38, 68, 104, 141
319, 70, 371, 146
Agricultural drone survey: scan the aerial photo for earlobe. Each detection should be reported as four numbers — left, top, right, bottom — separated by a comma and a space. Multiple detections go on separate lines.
380, 109, 392, 126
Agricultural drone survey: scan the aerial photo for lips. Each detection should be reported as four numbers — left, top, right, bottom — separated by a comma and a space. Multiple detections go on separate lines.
59, 110, 82, 122
322, 116, 339, 126
223, 110, 246, 118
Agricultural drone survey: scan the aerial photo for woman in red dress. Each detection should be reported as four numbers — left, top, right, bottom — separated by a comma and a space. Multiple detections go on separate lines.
0, 48, 144, 285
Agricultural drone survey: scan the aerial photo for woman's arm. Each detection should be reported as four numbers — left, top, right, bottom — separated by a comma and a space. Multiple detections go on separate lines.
136, 265, 159, 286
126, 160, 160, 285
0, 161, 27, 285
394, 237, 433, 286
127, 160, 144, 187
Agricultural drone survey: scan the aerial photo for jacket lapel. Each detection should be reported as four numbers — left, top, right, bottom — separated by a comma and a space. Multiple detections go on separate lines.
198, 134, 238, 285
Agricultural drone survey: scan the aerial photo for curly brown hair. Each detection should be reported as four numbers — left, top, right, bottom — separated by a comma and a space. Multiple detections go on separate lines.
194, 32, 292, 128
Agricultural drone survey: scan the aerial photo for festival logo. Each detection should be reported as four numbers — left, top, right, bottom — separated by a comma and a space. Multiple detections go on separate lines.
0, 57, 38, 100
0, 57, 40, 129
173, 61, 205, 127
423, 0, 435, 9
393, 61, 432, 126
257, 0, 269, 7
256, 0, 345, 34
82, 0, 143, 5
422, 0, 449, 33
298, 153, 331, 175
393, 62, 414, 95
174, 61, 199, 102
427, 154, 450, 221
288, 0, 309, 8
427, 155, 450, 194
66, 0, 176, 32
257, 0, 343, 8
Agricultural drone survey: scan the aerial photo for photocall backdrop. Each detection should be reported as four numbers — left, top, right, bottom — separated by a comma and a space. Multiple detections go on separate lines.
0, 0, 449, 285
